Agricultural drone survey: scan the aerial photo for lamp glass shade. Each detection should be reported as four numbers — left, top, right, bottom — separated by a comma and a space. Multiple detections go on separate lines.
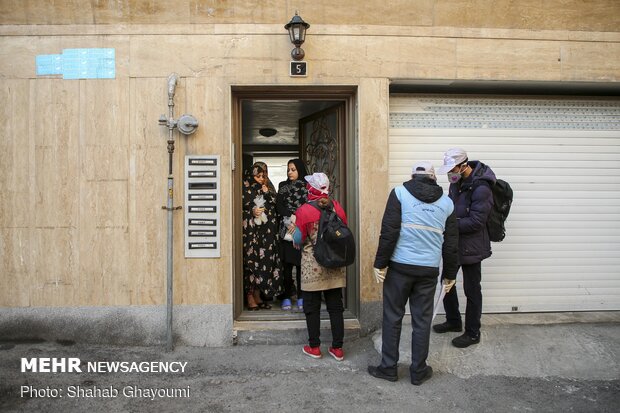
285, 14, 309, 46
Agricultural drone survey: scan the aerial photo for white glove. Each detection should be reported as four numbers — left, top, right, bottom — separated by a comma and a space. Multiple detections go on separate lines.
373, 268, 386, 284
443, 278, 456, 293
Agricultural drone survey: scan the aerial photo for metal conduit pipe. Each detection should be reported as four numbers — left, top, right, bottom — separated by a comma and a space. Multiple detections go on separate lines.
167, 73, 178, 99
158, 72, 199, 352
165, 73, 178, 352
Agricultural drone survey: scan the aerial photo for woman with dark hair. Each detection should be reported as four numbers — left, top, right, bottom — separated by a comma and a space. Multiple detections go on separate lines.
276, 159, 309, 310
242, 162, 283, 310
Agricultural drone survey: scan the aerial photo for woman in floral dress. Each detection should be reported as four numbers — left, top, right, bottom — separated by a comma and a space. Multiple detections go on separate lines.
242, 162, 283, 310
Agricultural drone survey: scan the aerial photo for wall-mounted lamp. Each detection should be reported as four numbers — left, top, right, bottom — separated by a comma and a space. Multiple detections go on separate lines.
285, 11, 310, 61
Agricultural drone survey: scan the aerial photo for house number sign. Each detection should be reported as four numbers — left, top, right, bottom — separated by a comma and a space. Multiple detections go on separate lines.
290, 61, 307, 77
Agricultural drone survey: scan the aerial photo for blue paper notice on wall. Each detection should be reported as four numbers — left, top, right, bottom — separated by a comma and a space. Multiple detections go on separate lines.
36, 48, 115, 79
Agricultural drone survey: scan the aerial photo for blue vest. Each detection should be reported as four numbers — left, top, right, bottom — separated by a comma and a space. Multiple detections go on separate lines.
391, 186, 454, 267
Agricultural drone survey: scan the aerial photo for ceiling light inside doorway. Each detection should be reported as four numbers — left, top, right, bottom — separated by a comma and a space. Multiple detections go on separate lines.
259, 128, 278, 137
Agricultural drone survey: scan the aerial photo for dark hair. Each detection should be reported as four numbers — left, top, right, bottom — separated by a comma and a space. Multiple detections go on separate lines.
287, 158, 308, 182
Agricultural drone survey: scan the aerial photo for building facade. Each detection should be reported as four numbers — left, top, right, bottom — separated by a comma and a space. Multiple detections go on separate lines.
1, 1, 619, 347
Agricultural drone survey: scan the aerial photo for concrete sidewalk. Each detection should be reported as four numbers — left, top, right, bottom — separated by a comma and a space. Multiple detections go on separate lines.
373, 312, 620, 380
1, 313, 619, 413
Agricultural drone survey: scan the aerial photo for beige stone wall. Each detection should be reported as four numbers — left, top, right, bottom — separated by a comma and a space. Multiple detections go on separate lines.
2, 0, 619, 32
1, 1, 619, 308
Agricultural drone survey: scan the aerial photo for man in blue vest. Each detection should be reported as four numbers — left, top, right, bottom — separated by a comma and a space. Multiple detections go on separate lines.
368, 161, 459, 385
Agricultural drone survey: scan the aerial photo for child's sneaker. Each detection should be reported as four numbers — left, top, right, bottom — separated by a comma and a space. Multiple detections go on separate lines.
302, 345, 322, 359
296, 298, 304, 311
328, 347, 344, 361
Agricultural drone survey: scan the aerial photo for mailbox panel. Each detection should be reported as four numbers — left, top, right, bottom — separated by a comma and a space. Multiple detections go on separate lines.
185, 155, 220, 258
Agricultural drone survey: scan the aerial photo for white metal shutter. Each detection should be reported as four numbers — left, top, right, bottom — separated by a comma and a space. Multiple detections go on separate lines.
389, 95, 620, 312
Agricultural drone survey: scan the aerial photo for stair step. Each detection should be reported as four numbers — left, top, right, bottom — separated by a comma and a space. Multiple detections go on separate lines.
234, 319, 361, 345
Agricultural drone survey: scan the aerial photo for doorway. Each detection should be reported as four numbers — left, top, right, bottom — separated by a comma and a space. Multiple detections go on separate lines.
232, 86, 358, 322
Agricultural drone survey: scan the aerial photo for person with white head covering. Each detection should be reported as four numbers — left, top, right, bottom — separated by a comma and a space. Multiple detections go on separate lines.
292, 172, 349, 362
368, 161, 459, 385
433, 148, 496, 349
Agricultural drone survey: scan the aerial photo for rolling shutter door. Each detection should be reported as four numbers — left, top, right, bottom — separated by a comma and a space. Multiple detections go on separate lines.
389, 95, 620, 312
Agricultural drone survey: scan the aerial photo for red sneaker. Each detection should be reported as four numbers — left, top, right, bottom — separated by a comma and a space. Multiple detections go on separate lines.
328, 347, 344, 361
302, 345, 322, 359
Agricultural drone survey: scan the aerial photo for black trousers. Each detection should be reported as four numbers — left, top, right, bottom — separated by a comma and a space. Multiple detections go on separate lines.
302, 288, 344, 348
380, 267, 437, 380
282, 262, 301, 299
442, 262, 482, 338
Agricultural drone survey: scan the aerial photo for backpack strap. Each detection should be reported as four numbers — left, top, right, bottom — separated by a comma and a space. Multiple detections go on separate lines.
308, 200, 335, 236
307, 200, 320, 211
308, 199, 334, 208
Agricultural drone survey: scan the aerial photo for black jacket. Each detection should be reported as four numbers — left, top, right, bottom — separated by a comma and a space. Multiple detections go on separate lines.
449, 161, 496, 265
374, 176, 459, 279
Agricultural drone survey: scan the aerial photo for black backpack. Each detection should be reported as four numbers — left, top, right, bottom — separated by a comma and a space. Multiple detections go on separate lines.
471, 179, 513, 242
308, 201, 356, 268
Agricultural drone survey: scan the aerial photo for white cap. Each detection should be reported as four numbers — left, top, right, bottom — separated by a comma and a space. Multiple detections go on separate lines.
304, 172, 330, 194
437, 148, 468, 174
411, 161, 436, 180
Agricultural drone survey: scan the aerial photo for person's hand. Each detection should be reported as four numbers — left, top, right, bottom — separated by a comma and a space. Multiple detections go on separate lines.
252, 207, 264, 218
373, 268, 387, 283
261, 185, 268, 193
288, 214, 296, 232
443, 278, 456, 293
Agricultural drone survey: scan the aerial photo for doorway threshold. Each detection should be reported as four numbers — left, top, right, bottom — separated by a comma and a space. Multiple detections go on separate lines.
233, 318, 361, 346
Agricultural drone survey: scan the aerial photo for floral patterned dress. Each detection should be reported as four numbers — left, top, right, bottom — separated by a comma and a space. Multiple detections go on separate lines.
242, 179, 283, 296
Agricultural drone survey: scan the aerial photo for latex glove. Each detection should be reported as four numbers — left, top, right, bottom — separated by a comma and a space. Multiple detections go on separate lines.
373, 268, 387, 284
443, 278, 456, 293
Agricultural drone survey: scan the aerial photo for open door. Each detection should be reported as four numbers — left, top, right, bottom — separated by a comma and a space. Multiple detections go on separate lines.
299, 102, 355, 312
232, 87, 358, 322
300, 103, 346, 204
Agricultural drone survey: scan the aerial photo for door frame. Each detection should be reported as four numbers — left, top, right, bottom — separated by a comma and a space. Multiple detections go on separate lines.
231, 86, 359, 320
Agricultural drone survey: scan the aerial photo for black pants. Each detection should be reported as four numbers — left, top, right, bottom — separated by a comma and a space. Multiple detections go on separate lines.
442, 262, 482, 338
302, 288, 344, 348
282, 262, 301, 299
380, 267, 437, 380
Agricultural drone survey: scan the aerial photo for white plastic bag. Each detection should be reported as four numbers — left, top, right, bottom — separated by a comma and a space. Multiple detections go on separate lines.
282, 214, 296, 241
253, 195, 268, 225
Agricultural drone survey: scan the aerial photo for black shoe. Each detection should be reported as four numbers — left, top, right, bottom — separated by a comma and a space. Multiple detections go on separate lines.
367, 365, 398, 382
452, 333, 480, 348
411, 366, 433, 386
432, 321, 463, 334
